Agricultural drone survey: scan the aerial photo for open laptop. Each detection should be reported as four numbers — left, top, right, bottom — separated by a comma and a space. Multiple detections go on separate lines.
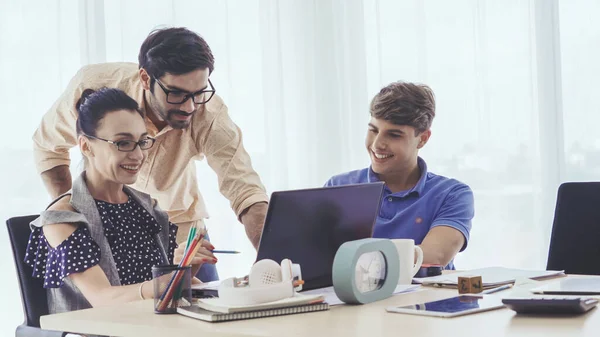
256, 182, 385, 291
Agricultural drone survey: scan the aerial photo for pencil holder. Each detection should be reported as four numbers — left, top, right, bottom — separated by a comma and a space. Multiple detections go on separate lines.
152, 264, 192, 314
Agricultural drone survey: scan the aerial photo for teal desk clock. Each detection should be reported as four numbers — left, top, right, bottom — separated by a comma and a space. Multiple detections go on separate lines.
332, 238, 400, 304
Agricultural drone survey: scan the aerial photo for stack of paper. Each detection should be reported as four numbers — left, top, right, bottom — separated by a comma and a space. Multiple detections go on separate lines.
194, 293, 325, 313
191, 280, 221, 291
531, 277, 600, 295
178, 293, 328, 322
301, 284, 420, 306
413, 267, 564, 288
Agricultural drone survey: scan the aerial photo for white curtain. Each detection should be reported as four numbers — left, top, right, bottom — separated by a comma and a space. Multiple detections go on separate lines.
0, 0, 85, 332
1, 0, 598, 333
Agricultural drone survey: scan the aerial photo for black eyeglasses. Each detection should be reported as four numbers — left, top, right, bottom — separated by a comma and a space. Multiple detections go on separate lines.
154, 77, 216, 105
85, 135, 156, 152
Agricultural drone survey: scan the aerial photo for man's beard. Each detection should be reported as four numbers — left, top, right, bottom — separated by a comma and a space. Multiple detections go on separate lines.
148, 94, 195, 129
152, 101, 195, 129
165, 109, 194, 129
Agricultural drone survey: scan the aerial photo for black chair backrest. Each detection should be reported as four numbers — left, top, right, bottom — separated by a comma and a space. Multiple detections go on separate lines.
547, 182, 600, 274
6, 215, 48, 327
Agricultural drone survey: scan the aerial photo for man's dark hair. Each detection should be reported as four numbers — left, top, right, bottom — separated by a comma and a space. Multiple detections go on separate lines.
369, 81, 436, 135
75, 88, 143, 137
138, 27, 215, 92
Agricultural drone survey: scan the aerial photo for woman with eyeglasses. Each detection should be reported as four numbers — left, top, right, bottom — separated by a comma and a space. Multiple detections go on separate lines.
24, 88, 216, 314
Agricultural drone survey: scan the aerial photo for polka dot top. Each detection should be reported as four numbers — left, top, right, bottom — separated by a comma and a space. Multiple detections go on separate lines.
24, 194, 178, 288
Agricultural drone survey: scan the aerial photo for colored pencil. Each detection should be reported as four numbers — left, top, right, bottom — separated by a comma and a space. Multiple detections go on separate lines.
212, 250, 241, 254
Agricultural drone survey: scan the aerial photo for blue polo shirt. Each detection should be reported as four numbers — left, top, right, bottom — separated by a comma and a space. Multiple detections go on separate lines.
325, 157, 474, 270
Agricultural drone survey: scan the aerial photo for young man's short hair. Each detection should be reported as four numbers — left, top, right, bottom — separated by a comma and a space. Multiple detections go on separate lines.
369, 81, 436, 135
138, 27, 215, 91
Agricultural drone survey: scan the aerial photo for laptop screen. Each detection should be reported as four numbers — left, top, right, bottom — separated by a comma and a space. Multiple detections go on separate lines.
256, 182, 385, 290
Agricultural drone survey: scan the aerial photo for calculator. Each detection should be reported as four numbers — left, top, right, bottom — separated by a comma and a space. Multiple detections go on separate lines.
502, 297, 599, 315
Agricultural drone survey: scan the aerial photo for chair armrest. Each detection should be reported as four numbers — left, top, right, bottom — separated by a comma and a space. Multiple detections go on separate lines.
16, 325, 66, 337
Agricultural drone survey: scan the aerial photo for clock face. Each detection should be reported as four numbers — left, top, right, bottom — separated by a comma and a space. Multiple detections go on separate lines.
354, 251, 387, 293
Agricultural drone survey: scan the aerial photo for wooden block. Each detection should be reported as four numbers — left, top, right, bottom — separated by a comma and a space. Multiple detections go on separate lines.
458, 276, 483, 294
458, 277, 471, 293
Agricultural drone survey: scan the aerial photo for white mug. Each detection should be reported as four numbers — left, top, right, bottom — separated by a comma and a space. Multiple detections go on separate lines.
391, 239, 424, 285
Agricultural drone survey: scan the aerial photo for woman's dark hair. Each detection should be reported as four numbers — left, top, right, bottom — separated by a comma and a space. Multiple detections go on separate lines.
75, 88, 143, 137
138, 27, 215, 92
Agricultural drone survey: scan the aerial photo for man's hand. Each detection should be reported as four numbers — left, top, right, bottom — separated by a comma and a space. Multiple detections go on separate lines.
240, 202, 268, 250
41, 165, 72, 198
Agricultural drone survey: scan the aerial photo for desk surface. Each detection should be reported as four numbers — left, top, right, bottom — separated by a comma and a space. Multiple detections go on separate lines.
41, 275, 600, 337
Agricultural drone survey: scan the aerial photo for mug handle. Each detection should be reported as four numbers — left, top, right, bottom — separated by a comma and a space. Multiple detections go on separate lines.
411, 246, 424, 276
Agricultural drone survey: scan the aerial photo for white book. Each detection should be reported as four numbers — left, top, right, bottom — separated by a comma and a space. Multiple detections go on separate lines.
301, 284, 420, 306
194, 293, 326, 314
177, 302, 329, 322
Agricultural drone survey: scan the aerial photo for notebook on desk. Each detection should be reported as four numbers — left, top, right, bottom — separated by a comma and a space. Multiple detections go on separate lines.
177, 293, 328, 322
195, 293, 325, 313
531, 277, 600, 295
177, 303, 329, 322
413, 267, 565, 288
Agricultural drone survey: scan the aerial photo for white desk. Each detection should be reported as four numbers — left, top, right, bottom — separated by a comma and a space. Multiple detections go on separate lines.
40, 275, 600, 337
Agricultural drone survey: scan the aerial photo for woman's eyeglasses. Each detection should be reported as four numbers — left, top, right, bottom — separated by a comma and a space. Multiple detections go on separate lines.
85, 135, 156, 152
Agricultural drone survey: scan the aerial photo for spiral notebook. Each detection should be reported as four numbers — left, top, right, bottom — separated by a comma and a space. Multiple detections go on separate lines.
195, 293, 325, 313
177, 302, 329, 322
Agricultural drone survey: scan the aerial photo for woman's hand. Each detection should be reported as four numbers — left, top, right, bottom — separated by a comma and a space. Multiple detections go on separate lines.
174, 238, 217, 265
173, 236, 217, 280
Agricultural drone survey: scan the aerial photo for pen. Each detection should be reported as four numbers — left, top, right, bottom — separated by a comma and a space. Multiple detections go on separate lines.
482, 284, 513, 294
211, 250, 241, 254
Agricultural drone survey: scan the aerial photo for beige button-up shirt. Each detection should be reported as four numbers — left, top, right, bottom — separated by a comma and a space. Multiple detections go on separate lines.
33, 62, 268, 224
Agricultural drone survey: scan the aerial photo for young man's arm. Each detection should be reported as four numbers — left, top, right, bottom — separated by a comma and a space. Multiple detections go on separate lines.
202, 101, 269, 250
420, 226, 466, 266
33, 66, 92, 198
419, 184, 474, 266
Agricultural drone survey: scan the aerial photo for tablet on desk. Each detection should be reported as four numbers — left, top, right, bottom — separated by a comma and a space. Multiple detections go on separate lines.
386, 295, 505, 318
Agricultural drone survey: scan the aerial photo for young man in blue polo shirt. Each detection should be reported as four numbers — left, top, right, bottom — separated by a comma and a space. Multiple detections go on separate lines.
325, 81, 474, 269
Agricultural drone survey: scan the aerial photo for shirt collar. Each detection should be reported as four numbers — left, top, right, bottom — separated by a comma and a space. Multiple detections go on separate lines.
367, 157, 428, 197
132, 78, 147, 116
133, 80, 175, 137
411, 157, 428, 196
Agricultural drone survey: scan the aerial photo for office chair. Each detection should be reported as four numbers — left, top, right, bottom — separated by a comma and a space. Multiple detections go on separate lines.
6, 215, 66, 337
546, 182, 600, 275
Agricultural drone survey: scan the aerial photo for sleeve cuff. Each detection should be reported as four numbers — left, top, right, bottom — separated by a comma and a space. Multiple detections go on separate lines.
35, 153, 71, 174
235, 193, 269, 219
430, 220, 470, 252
